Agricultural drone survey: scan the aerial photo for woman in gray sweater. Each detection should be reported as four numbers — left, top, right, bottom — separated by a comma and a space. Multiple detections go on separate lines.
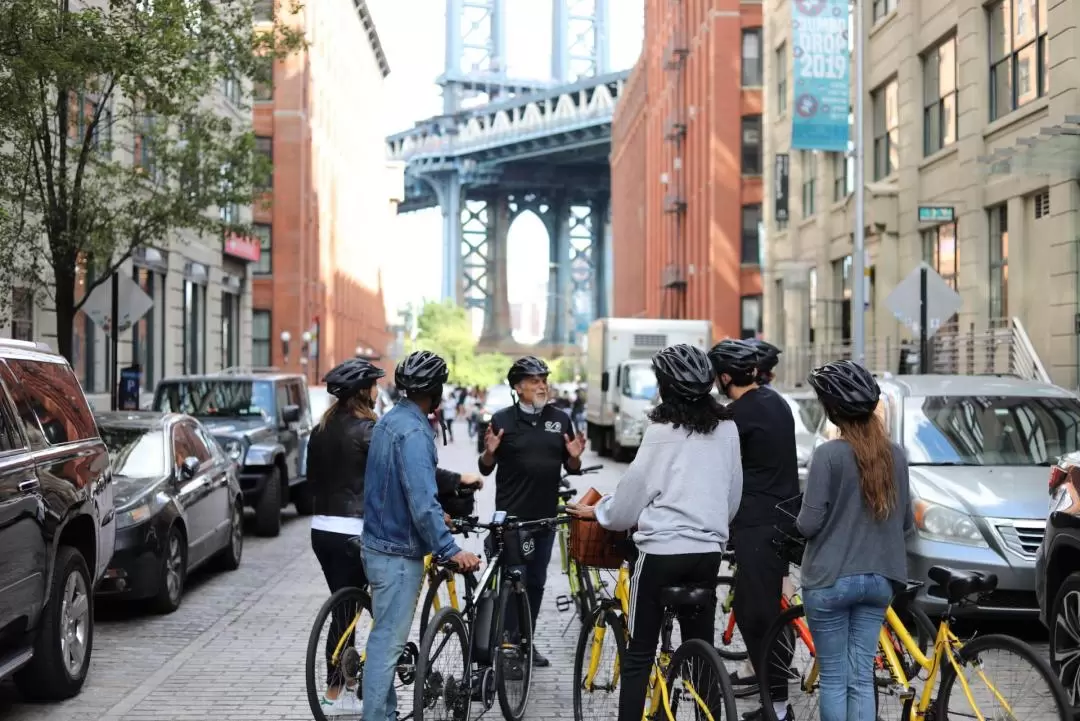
797, 360, 913, 721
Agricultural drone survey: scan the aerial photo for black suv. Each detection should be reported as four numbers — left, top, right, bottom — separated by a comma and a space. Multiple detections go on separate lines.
0, 339, 114, 700
152, 371, 313, 537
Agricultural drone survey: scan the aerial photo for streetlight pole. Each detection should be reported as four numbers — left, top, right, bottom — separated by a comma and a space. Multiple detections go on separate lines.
851, 0, 867, 364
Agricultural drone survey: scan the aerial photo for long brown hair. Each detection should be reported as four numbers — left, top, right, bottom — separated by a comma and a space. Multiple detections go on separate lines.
318, 387, 377, 430
835, 413, 896, 521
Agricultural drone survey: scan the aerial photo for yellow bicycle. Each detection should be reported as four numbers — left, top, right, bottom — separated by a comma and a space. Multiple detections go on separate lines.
573, 563, 738, 721
758, 566, 1071, 720
555, 465, 606, 622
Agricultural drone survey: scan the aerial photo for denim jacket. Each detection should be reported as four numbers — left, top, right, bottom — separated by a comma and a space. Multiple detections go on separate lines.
362, 400, 461, 561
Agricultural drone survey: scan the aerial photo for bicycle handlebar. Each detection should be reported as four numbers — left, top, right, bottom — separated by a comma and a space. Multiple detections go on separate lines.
448, 514, 570, 533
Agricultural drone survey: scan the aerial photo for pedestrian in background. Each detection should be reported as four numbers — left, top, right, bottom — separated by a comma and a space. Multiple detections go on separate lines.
798, 360, 913, 721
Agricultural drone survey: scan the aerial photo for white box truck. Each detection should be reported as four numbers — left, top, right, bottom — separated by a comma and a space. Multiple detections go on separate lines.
585, 318, 712, 460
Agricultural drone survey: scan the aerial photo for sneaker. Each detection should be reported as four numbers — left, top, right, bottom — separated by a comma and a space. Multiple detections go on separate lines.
741, 705, 794, 721
321, 693, 363, 716
729, 671, 760, 698
532, 648, 551, 667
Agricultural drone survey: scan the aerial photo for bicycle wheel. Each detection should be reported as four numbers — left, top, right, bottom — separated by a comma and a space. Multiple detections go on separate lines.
573, 561, 599, 622
414, 607, 472, 721
936, 633, 1071, 720
420, 568, 462, 639
664, 638, 739, 721
572, 605, 626, 721
494, 578, 534, 721
305, 586, 372, 721
713, 575, 748, 661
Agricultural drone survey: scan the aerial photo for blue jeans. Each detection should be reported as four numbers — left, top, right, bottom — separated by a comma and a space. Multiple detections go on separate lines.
361, 548, 425, 721
804, 573, 893, 721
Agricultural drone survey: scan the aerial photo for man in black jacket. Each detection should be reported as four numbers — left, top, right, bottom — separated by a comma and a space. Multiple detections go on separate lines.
479, 356, 586, 667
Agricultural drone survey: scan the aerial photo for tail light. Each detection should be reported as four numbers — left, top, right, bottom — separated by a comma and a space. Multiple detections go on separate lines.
1050, 465, 1068, 491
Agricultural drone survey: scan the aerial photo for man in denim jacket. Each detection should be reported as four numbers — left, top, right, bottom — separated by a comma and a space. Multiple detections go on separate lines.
362, 350, 482, 721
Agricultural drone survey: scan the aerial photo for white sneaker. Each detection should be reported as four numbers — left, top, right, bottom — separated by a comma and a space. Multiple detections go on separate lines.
321, 693, 363, 717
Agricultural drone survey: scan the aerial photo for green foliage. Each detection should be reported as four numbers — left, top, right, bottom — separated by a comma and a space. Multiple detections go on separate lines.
0, 0, 305, 360
410, 300, 513, 388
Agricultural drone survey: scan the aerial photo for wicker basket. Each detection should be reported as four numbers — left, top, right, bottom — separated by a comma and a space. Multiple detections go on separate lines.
569, 518, 628, 569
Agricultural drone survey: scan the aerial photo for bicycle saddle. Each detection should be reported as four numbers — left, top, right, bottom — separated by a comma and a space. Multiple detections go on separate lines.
660, 586, 715, 609
558, 487, 576, 503
927, 566, 998, 604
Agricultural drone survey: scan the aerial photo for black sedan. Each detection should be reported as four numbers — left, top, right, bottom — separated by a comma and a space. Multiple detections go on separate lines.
95, 411, 244, 613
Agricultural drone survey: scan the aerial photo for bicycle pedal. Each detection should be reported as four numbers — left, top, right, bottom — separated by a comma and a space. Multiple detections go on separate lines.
555, 595, 572, 612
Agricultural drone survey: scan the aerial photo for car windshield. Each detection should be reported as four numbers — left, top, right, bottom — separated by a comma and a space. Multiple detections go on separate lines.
308, 387, 334, 421
99, 427, 167, 478
622, 365, 658, 401
903, 395, 1080, 466
154, 380, 275, 419
485, 385, 514, 411
783, 396, 816, 435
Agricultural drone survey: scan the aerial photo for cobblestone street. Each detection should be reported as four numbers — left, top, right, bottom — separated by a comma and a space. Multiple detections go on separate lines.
0, 425, 1057, 720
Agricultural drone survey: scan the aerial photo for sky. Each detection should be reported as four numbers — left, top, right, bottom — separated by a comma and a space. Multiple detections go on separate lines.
367, 0, 644, 336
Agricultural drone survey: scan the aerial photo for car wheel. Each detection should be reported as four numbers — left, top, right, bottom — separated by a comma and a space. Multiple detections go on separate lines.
292, 481, 314, 516
254, 466, 283, 537
152, 526, 187, 614
218, 500, 244, 571
14, 546, 94, 700
1050, 572, 1080, 706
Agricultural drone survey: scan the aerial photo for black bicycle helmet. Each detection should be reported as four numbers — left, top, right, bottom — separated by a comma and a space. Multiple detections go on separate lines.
394, 350, 449, 395
323, 358, 386, 399
747, 339, 782, 372
507, 355, 550, 386
807, 360, 880, 420
708, 339, 759, 385
652, 344, 715, 400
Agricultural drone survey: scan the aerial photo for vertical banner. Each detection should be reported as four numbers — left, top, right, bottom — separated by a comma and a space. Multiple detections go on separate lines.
791, 0, 850, 151
774, 154, 790, 222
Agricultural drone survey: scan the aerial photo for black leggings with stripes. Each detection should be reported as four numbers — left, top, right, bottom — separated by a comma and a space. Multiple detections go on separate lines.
618, 549, 723, 721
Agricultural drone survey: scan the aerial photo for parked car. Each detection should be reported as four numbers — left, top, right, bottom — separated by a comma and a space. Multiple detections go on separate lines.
152, 371, 312, 537
817, 373, 1080, 617
475, 383, 515, 453
0, 339, 114, 700
308, 385, 333, 423
94, 411, 243, 613
780, 388, 823, 487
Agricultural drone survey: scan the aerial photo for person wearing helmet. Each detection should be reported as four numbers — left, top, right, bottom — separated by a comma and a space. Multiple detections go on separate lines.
799, 361, 912, 721
568, 344, 742, 721
361, 351, 482, 721
709, 339, 798, 718
479, 354, 587, 667
747, 339, 782, 385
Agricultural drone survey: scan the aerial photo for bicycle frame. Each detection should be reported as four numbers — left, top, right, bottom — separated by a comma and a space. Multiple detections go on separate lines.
718, 564, 814, 653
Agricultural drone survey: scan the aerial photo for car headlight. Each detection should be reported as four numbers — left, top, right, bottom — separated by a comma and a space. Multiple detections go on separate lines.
116, 494, 166, 529
482, 412, 492, 423
223, 439, 244, 462
913, 499, 987, 547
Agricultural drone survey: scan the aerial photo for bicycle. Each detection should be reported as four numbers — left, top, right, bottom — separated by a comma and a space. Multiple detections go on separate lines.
572, 560, 739, 720
554, 464, 606, 623
413, 511, 567, 721
757, 566, 1071, 720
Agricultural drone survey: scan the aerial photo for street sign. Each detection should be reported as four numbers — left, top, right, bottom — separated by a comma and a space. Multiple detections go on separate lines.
918, 206, 955, 223
885, 263, 962, 338
81, 272, 154, 334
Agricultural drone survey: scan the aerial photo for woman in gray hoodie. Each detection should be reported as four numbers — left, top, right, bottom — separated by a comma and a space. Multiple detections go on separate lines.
568, 343, 743, 721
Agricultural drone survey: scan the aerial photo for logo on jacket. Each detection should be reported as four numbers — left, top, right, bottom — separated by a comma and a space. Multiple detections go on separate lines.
543, 421, 562, 434
521, 537, 536, 555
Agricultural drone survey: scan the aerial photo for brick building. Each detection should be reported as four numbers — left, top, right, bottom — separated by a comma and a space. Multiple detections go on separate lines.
610, 0, 765, 339
251, 0, 395, 380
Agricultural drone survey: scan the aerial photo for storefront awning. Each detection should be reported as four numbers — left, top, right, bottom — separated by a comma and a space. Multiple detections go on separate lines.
980, 115, 1080, 177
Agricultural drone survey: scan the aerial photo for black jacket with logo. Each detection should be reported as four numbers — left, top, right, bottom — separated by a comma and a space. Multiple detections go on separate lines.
478, 404, 579, 520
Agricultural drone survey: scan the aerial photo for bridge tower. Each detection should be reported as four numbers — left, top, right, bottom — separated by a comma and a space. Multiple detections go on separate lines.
421, 0, 612, 351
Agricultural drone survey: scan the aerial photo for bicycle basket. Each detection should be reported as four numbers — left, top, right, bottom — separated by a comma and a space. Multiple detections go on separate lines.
569, 518, 628, 569
494, 526, 536, 567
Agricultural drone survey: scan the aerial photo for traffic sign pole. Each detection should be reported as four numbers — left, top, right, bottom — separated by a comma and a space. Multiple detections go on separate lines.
919, 265, 929, 373
852, 0, 866, 365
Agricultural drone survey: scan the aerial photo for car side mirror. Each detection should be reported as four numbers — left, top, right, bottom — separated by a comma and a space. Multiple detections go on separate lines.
282, 404, 301, 425
180, 456, 200, 480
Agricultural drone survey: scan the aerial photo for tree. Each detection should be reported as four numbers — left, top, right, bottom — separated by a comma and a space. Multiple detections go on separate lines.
410, 300, 513, 388
0, 0, 304, 361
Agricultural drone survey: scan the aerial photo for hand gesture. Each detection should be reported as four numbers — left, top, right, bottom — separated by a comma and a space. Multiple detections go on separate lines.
564, 431, 587, 459
565, 502, 597, 520
484, 425, 504, 455
451, 550, 482, 573
459, 472, 484, 490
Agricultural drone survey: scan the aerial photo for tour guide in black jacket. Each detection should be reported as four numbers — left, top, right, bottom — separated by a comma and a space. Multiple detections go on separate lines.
479, 355, 586, 667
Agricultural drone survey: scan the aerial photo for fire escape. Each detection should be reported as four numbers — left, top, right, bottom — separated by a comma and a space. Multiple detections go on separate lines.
661, 0, 688, 319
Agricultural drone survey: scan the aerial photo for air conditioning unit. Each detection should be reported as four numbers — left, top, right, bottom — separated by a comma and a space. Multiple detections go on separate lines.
663, 195, 687, 214
663, 38, 689, 70
664, 118, 687, 142
661, 264, 687, 289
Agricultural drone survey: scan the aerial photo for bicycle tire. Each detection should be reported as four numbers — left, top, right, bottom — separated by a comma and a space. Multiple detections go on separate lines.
935, 633, 1071, 720
305, 586, 372, 721
713, 575, 747, 661
572, 605, 627, 721
664, 638, 739, 721
414, 607, 472, 721
573, 562, 599, 622
892, 603, 935, 680
494, 578, 533, 721
420, 568, 455, 640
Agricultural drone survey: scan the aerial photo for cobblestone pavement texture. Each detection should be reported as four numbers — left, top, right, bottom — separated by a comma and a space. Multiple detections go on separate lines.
0, 422, 1056, 720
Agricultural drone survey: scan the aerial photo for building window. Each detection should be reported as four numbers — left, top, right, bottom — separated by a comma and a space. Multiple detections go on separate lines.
253, 0, 273, 21
922, 222, 959, 289
10, 288, 33, 341
256, 136, 272, 191
252, 310, 272, 367
741, 28, 763, 87
223, 75, 242, 106
832, 151, 853, 201
776, 43, 787, 114
131, 267, 157, 389
989, 205, 1009, 319
182, 279, 206, 374
873, 0, 896, 22
252, 223, 272, 275
833, 255, 852, 342
741, 204, 762, 265
801, 151, 818, 217
989, 0, 1048, 121
923, 34, 957, 155
872, 78, 899, 180
134, 112, 156, 177
741, 115, 762, 175
741, 295, 763, 340
254, 55, 273, 102
1034, 189, 1050, 219
221, 292, 240, 369
808, 266, 818, 343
